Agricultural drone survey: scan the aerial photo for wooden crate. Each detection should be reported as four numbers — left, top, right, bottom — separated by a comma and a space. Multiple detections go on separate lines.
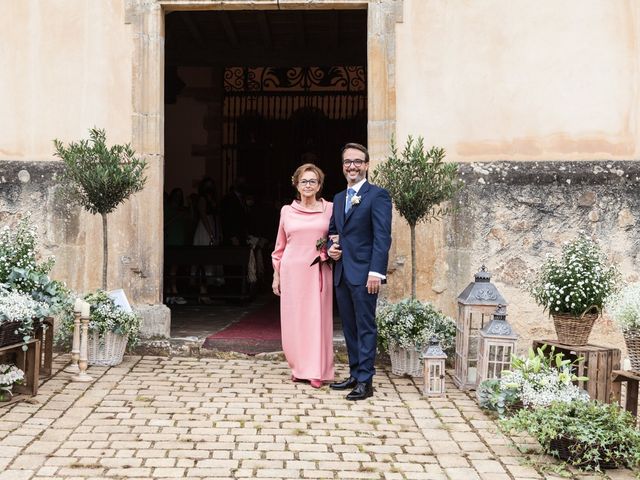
532, 339, 621, 403
0, 339, 41, 401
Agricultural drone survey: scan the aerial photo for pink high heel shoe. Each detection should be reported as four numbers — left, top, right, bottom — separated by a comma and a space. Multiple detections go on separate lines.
310, 379, 323, 389
291, 375, 305, 383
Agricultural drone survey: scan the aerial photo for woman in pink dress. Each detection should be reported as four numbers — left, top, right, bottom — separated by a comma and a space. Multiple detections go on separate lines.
272, 163, 334, 388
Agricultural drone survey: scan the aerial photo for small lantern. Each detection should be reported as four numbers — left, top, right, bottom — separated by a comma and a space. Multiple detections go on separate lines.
476, 304, 518, 387
422, 337, 447, 397
453, 265, 507, 390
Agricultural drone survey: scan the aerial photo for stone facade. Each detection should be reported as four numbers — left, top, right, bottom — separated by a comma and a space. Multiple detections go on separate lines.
2, 0, 640, 348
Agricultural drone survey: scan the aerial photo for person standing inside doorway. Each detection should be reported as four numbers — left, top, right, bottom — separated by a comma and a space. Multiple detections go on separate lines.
328, 143, 392, 400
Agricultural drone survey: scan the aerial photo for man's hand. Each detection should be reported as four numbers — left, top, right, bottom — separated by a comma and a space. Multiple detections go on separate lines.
328, 243, 342, 261
366, 275, 382, 295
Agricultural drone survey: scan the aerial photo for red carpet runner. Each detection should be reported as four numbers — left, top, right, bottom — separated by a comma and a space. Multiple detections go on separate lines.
202, 300, 282, 355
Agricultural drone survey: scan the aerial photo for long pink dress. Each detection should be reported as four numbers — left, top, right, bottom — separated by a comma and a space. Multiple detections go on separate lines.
272, 199, 334, 382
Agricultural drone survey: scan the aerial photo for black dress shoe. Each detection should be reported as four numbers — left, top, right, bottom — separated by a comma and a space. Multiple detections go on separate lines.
329, 376, 357, 390
346, 382, 373, 401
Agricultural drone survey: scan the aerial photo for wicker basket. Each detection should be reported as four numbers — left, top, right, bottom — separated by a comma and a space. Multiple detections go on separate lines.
0, 321, 25, 348
388, 343, 423, 377
623, 330, 640, 372
87, 331, 128, 366
552, 312, 598, 346
549, 436, 620, 470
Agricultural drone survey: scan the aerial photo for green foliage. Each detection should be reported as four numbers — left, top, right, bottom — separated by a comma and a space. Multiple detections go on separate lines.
376, 298, 456, 353
527, 233, 620, 317
371, 136, 462, 227
0, 216, 53, 283
501, 400, 640, 471
0, 216, 72, 320
53, 128, 147, 215
476, 379, 520, 417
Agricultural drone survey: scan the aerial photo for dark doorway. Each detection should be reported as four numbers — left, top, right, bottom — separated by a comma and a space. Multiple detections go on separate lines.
163, 9, 367, 314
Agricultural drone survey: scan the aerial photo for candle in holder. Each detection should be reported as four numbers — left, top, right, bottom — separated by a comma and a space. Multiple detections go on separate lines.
65, 300, 82, 374
72, 301, 93, 383
81, 301, 91, 319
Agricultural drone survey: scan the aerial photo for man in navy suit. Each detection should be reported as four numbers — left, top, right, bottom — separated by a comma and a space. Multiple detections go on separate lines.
328, 143, 392, 400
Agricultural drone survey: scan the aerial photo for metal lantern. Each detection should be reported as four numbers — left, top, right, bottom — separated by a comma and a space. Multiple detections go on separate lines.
422, 337, 447, 397
453, 265, 507, 390
476, 304, 518, 387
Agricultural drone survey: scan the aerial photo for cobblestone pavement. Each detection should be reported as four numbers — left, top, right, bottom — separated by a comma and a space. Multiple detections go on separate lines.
0, 355, 637, 480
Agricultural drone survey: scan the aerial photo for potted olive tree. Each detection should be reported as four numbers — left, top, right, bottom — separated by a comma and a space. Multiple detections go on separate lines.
372, 136, 462, 376
54, 128, 147, 290
372, 135, 462, 299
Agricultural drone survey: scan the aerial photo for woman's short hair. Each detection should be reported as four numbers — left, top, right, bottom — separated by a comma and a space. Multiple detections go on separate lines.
291, 163, 325, 200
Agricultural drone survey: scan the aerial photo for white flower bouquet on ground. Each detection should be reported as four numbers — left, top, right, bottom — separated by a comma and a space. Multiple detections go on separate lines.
0, 364, 25, 401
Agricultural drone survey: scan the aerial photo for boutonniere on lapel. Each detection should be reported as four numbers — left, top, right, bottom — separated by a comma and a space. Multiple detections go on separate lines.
350, 195, 361, 207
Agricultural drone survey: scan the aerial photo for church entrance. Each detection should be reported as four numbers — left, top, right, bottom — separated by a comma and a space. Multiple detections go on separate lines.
162, 8, 367, 343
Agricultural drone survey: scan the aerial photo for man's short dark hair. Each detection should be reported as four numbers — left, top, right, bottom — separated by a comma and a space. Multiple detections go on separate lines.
341, 143, 369, 163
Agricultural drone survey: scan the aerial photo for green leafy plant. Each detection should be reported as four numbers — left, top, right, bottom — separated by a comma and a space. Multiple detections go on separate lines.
0, 216, 73, 330
477, 379, 520, 417
372, 136, 462, 298
501, 400, 640, 471
54, 128, 147, 290
376, 298, 456, 353
527, 233, 620, 317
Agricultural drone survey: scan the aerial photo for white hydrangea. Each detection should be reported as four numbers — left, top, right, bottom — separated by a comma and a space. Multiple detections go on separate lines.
0, 364, 24, 387
606, 283, 640, 331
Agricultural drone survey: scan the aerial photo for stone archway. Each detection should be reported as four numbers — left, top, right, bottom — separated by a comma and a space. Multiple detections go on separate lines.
125, 0, 402, 337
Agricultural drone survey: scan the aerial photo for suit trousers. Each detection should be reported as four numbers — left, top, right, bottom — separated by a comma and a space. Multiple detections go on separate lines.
335, 277, 378, 383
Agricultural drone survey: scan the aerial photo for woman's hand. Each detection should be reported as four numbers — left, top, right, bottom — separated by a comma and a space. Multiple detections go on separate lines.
272, 275, 280, 296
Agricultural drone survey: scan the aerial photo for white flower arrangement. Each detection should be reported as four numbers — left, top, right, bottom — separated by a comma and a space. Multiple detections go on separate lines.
0, 287, 49, 345
376, 298, 456, 352
0, 364, 25, 401
500, 347, 589, 409
527, 233, 620, 317
501, 369, 589, 408
351, 195, 361, 206
606, 283, 640, 332
0, 289, 49, 324
56, 290, 141, 348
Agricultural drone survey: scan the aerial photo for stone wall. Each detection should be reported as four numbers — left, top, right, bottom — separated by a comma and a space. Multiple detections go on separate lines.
439, 161, 639, 355
0, 159, 170, 338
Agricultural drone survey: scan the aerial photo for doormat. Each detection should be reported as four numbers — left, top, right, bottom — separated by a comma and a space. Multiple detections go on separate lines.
202, 300, 282, 355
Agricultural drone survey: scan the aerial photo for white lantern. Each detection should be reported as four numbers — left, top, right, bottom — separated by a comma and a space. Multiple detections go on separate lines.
422, 337, 447, 397
453, 265, 507, 390
477, 304, 518, 387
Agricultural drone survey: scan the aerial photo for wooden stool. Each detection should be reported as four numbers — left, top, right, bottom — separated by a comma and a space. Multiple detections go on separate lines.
611, 370, 639, 420
532, 339, 621, 403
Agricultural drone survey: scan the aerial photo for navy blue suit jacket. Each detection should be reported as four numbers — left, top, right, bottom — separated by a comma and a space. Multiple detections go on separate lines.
329, 181, 392, 286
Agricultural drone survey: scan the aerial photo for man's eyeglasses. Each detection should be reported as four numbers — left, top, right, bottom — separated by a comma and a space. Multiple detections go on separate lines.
343, 159, 365, 167
299, 179, 319, 186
